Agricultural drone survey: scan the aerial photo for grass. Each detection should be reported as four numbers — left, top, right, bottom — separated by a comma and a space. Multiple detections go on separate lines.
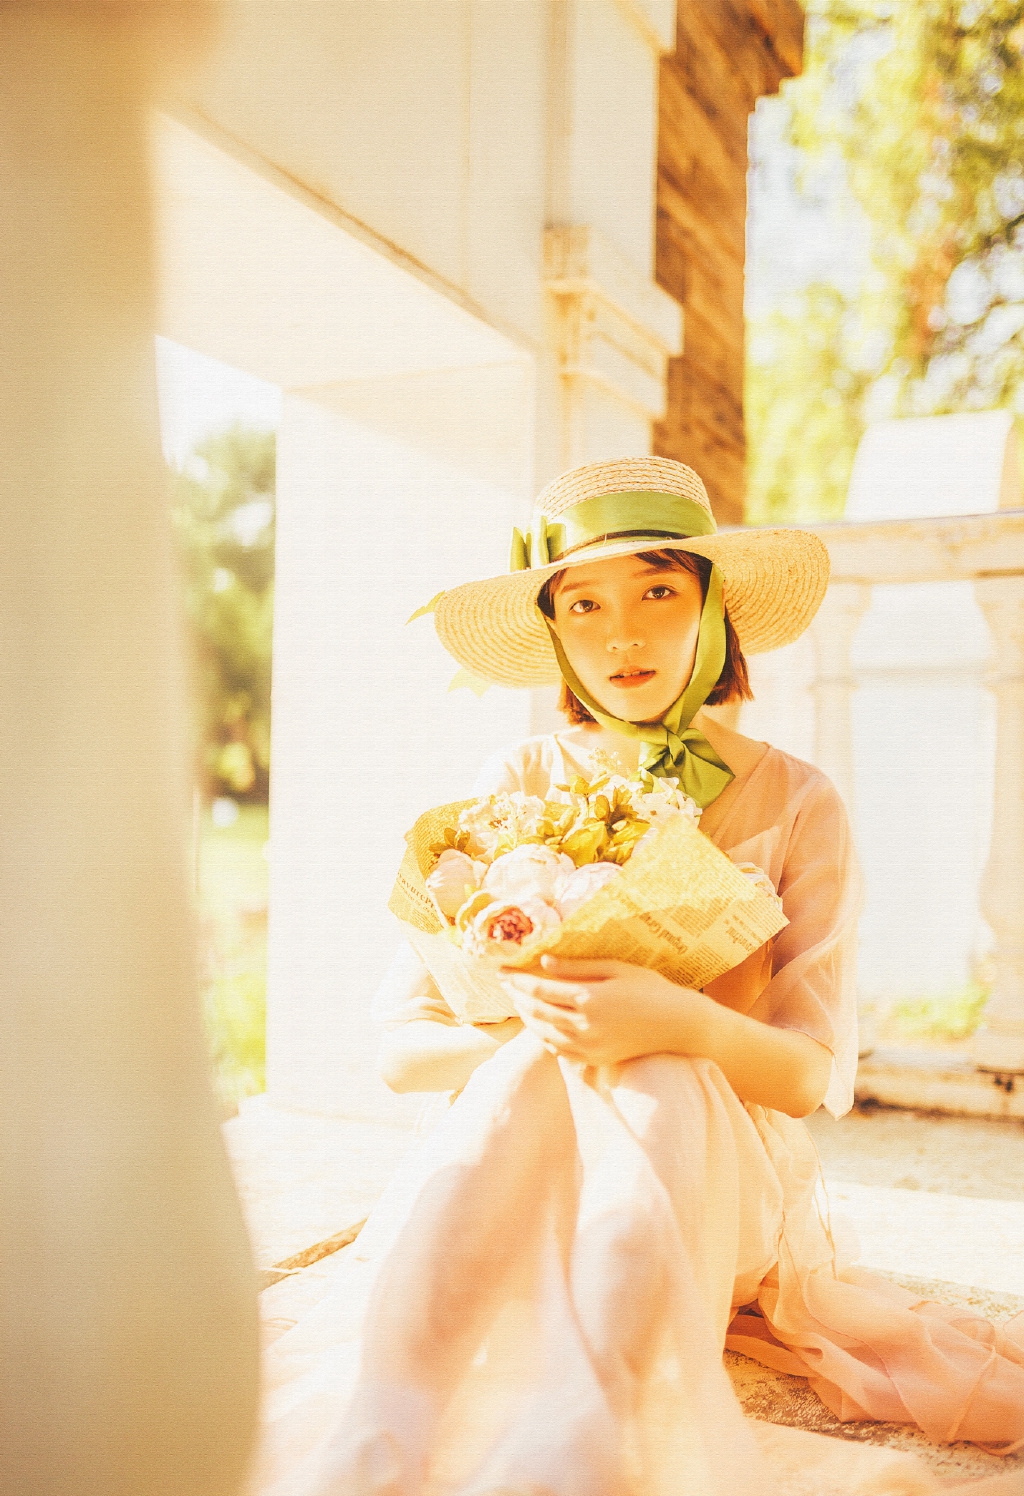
878, 979, 992, 1045
196, 801, 269, 1115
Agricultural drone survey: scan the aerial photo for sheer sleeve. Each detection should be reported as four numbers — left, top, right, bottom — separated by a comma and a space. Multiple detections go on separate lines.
471, 744, 530, 797
371, 941, 459, 1029
744, 774, 864, 1118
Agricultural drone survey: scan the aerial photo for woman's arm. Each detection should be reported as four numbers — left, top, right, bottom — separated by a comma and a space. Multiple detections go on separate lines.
378, 1017, 524, 1094
503, 956, 831, 1118
690, 998, 831, 1116
373, 941, 524, 1093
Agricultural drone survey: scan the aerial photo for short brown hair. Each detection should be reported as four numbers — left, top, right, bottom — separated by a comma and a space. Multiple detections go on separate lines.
536, 548, 752, 725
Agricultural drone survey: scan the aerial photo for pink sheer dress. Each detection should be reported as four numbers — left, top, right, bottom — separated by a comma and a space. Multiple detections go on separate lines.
252, 734, 1024, 1496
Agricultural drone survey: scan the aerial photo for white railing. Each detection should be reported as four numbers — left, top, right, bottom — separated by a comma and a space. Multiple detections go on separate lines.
798, 509, 1024, 1075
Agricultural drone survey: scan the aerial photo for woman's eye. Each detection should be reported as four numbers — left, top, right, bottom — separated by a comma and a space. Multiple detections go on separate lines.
569, 598, 596, 614
644, 584, 674, 600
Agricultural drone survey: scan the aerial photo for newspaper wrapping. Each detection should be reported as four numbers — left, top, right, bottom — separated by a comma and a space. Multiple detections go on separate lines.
388, 799, 789, 1024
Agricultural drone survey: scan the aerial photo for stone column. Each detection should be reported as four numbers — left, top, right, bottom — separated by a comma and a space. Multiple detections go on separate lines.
0, 9, 258, 1494
542, 0, 682, 477
532, 0, 681, 732
973, 575, 1024, 1073
809, 583, 873, 810
809, 582, 873, 1051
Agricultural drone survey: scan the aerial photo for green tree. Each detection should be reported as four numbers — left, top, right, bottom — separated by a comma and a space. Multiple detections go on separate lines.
747, 284, 873, 523
747, 0, 1024, 522
170, 424, 276, 801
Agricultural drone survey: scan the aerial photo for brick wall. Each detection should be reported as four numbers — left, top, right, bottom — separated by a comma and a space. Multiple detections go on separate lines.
654, 1, 804, 525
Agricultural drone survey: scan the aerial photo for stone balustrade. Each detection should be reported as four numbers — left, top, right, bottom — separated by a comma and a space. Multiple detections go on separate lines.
796, 509, 1024, 1076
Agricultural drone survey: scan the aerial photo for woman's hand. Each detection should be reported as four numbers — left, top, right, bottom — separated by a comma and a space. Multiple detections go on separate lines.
500, 955, 709, 1067
501, 953, 832, 1116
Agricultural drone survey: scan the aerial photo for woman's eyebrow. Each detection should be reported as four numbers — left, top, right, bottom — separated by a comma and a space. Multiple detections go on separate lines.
558, 566, 668, 598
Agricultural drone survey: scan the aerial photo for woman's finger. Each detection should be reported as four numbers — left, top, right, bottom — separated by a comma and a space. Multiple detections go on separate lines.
539, 955, 621, 981
516, 1009, 584, 1059
512, 991, 585, 1035
500, 971, 586, 1010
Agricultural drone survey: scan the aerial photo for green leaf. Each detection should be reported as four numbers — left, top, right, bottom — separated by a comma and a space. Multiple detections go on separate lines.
406, 592, 444, 624
448, 667, 492, 697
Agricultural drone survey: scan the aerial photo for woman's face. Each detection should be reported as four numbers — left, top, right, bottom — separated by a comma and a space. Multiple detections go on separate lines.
549, 553, 704, 723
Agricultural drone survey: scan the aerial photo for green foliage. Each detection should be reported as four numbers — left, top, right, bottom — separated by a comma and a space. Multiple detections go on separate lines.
205, 971, 266, 1112
170, 424, 275, 800
197, 802, 269, 1111
747, 0, 1024, 521
885, 979, 991, 1042
747, 284, 873, 523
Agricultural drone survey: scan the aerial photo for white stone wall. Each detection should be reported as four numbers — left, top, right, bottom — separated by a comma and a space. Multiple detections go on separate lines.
178, 0, 551, 345
156, 0, 681, 1118
850, 584, 995, 1007
269, 367, 535, 1120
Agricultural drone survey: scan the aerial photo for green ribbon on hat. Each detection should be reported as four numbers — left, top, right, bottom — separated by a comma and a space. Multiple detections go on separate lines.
509, 490, 715, 571
546, 564, 734, 809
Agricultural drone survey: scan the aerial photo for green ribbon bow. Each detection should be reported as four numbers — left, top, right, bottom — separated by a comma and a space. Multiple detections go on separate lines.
546, 564, 734, 809
509, 490, 716, 571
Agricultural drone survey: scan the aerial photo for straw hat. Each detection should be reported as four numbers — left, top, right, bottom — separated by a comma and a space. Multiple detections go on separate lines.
431, 456, 829, 689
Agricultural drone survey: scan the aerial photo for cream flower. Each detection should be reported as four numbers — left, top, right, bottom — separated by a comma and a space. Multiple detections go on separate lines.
457, 791, 548, 859
426, 848, 485, 921
455, 800, 506, 860
554, 860, 623, 920
462, 895, 562, 957
482, 844, 575, 905
634, 775, 700, 826
732, 860, 783, 908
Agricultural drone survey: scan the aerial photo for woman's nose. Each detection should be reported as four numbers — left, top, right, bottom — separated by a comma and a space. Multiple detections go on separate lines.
604, 612, 644, 651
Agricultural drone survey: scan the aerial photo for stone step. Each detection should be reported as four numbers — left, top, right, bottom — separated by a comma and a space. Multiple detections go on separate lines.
826, 1178, 1024, 1297
228, 1099, 1024, 1298
856, 1045, 1024, 1121
223, 1092, 416, 1283
258, 1251, 1024, 1490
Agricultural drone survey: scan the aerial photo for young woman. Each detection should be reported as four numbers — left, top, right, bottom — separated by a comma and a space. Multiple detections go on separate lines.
258, 458, 1024, 1496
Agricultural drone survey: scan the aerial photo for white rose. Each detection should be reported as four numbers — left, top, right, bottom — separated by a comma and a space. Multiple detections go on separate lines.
503, 791, 548, 838
732, 860, 783, 908
463, 895, 562, 957
482, 844, 575, 905
456, 791, 548, 858
426, 848, 485, 920
456, 803, 504, 859
636, 785, 700, 824
554, 860, 623, 920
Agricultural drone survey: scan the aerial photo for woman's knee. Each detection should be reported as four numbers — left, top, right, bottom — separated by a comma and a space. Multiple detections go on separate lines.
616, 1050, 713, 1096
610, 1052, 726, 1145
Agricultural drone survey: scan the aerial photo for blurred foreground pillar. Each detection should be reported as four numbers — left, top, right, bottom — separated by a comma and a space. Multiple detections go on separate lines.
974, 575, 1024, 1074
0, 9, 259, 1495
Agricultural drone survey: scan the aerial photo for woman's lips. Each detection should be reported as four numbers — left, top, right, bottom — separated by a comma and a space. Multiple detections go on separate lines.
608, 668, 656, 689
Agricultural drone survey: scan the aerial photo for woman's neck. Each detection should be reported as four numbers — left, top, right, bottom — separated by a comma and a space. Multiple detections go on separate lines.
555, 710, 768, 783
556, 721, 643, 775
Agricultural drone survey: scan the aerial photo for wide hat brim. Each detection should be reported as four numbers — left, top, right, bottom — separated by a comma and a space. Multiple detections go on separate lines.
433, 527, 830, 690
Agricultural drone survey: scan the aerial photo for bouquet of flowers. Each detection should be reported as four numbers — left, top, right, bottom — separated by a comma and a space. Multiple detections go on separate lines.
389, 762, 788, 1024
422, 766, 697, 949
